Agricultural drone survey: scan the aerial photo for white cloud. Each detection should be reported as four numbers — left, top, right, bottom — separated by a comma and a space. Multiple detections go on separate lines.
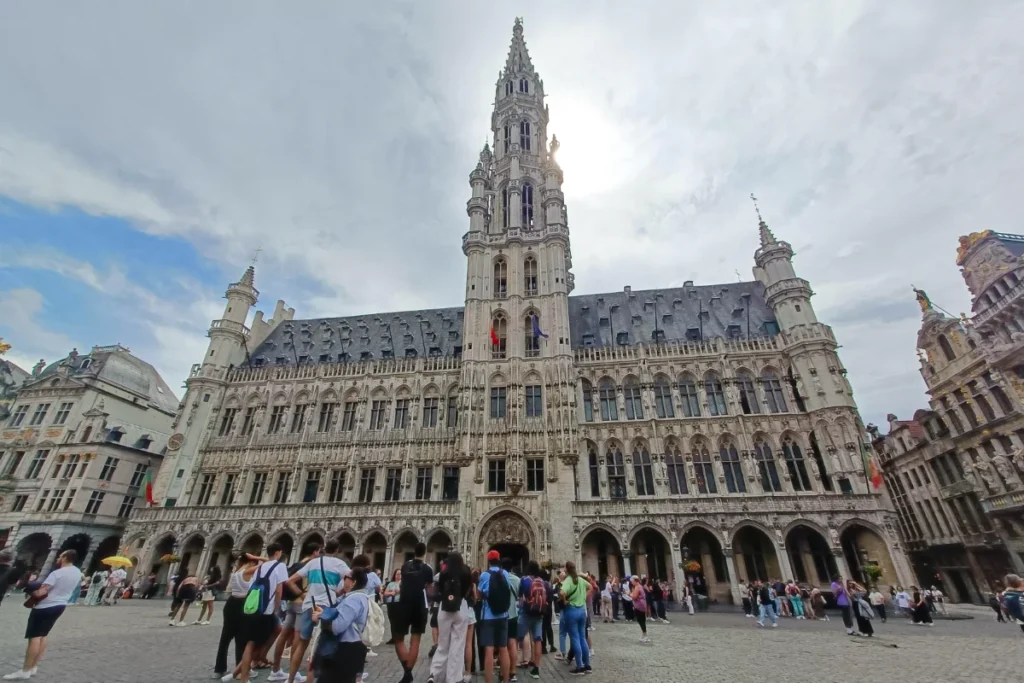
1, 2, 1023, 426
0, 288, 79, 372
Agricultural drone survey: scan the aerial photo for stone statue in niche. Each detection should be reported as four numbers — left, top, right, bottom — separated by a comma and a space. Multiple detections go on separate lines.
992, 454, 1021, 490
974, 461, 998, 493
1012, 448, 1024, 474
829, 526, 840, 547
960, 454, 978, 485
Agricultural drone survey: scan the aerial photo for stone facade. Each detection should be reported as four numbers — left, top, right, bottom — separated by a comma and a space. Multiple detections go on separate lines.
0, 345, 177, 573
873, 231, 1024, 601
123, 20, 911, 601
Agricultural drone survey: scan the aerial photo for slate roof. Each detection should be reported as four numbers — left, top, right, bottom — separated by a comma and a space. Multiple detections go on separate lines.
248, 280, 778, 367
33, 345, 180, 414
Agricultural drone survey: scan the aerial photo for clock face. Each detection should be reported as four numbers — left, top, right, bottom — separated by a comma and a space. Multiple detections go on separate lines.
168, 433, 185, 451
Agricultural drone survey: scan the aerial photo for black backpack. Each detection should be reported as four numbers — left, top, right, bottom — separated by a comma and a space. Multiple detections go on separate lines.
485, 569, 511, 614
440, 572, 463, 613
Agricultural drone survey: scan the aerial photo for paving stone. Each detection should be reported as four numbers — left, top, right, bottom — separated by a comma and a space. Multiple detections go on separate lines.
0, 601, 1020, 683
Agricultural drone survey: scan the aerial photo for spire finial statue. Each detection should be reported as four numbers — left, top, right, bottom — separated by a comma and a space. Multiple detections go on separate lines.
751, 193, 777, 246
912, 285, 933, 314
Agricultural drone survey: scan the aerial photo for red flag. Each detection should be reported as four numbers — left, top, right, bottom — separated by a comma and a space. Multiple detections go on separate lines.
490, 325, 499, 347
869, 458, 883, 490
144, 468, 156, 505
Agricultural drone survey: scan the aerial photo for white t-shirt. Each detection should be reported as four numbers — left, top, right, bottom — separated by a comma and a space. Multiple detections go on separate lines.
363, 569, 382, 597
296, 556, 350, 611
896, 591, 910, 607
601, 582, 611, 599
254, 560, 290, 615
38, 565, 83, 609
621, 580, 632, 602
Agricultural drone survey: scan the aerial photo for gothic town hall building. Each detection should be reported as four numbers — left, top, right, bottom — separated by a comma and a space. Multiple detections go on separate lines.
125, 20, 913, 603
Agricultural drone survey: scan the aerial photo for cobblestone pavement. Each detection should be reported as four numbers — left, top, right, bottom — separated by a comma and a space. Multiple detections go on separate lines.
0, 601, 1022, 683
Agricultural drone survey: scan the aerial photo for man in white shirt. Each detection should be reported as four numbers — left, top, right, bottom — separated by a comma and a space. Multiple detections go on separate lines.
230, 542, 289, 683
102, 567, 127, 605
4, 549, 82, 680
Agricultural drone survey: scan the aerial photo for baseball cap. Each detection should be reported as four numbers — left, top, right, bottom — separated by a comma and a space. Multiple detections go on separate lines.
486, 550, 500, 561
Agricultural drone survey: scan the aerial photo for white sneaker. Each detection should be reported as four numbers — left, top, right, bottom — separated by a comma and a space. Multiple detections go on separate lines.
193, 620, 203, 625
294, 672, 307, 683
176, 621, 187, 627
266, 672, 288, 682
169, 619, 176, 626
366, 649, 378, 657
221, 675, 234, 683
202, 620, 211, 625
2, 672, 31, 680
772, 623, 778, 628
27, 670, 35, 678
661, 619, 670, 624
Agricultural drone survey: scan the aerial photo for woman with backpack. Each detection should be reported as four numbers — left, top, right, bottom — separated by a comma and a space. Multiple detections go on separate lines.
427, 551, 473, 683
312, 567, 371, 683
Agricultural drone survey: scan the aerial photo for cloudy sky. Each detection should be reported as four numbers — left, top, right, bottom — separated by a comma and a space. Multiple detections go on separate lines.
1, 1, 1021, 429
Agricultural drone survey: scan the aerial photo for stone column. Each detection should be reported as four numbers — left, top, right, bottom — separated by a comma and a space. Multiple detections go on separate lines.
832, 550, 851, 582
669, 543, 684, 605
383, 543, 395, 579
40, 545, 61, 576
723, 552, 739, 603
196, 545, 214, 577
80, 541, 101, 575
621, 551, 633, 577
776, 542, 795, 582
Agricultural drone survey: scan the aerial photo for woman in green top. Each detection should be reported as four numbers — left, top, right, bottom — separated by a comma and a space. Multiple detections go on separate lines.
559, 562, 591, 675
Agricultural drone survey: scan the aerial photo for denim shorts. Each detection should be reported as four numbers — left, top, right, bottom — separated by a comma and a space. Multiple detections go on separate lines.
518, 614, 542, 641
298, 608, 316, 640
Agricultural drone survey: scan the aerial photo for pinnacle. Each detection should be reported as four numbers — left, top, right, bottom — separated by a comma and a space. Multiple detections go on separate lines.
502, 17, 535, 77
758, 219, 777, 247
239, 265, 255, 288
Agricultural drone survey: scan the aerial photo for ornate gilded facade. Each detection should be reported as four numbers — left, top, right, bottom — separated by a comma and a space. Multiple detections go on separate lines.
123, 20, 911, 602
874, 231, 1024, 601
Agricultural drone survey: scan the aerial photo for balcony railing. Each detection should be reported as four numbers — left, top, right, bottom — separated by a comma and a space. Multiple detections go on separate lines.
129, 499, 460, 526
981, 491, 1024, 514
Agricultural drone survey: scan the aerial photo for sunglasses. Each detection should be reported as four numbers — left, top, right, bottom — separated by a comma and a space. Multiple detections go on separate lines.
343, 575, 354, 580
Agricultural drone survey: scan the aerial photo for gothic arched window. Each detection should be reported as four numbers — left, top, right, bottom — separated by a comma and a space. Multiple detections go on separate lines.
693, 442, 717, 494
678, 376, 700, 417
491, 312, 507, 359
524, 312, 540, 358
720, 441, 746, 493
493, 259, 508, 298
633, 446, 655, 496
653, 376, 674, 418
783, 436, 812, 491
705, 373, 727, 416
519, 78, 529, 93
754, 439, 782, 492
599, 379, 618, 421
666, 443, 688, 495
523, 255, 538, 295
521, 183, 534, 228
761, 370, 788, 413
607, 446, 626, 499
503, 123, 511, 154
520, 120, 531, 151
737, 371, 760, 415
938, 335, 956, 362
623, 378, 643, 420
505, 80, 513, 97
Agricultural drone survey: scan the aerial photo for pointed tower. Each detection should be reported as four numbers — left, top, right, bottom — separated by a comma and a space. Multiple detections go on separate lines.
459, 19, 577, 565
752, 208, 867, 490
154, 266, 259, 505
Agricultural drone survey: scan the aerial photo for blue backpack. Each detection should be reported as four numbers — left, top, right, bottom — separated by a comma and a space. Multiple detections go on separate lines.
243, 561, 281, 616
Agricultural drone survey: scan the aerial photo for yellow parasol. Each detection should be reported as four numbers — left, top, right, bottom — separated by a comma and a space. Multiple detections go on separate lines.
101, 556, 134, 568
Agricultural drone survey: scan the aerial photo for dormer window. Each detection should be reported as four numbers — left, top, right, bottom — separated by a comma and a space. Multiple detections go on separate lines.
405, 348, 418, 358
135, 434, 152, 450
107, 427, 124, 443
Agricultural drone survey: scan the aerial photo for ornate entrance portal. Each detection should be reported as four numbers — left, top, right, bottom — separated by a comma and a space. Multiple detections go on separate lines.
478, 511, 534, 570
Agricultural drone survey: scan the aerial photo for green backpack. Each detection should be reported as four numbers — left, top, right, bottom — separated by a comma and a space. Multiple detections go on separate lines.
243, 561, 280, 616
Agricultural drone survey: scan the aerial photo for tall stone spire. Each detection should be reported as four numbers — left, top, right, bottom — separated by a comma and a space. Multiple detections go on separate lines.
751, 193, 776, 246
239, 265, 255, 288
501, 17, 536, 81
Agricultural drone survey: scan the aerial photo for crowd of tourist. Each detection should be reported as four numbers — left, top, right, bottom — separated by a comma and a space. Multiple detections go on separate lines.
5, 540, 1024, 682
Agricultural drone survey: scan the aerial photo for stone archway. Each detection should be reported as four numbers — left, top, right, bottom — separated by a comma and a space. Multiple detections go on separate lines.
785, 524, 837, 588
841, 522, 897, 588
16, 532, 52, 570
60, 533, 91, 568
580, 526, 623, 581
732, 526, 781, 583
478, 511, 535, 570
679, 526, 729, 602
629, 526, 672, 582
91, 536, 121, 575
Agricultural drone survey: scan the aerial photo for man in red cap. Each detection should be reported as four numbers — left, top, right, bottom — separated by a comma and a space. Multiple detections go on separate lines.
477, 550, 513, 683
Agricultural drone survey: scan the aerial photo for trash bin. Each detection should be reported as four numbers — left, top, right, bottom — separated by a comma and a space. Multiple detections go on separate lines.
696, 595, 709, 612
